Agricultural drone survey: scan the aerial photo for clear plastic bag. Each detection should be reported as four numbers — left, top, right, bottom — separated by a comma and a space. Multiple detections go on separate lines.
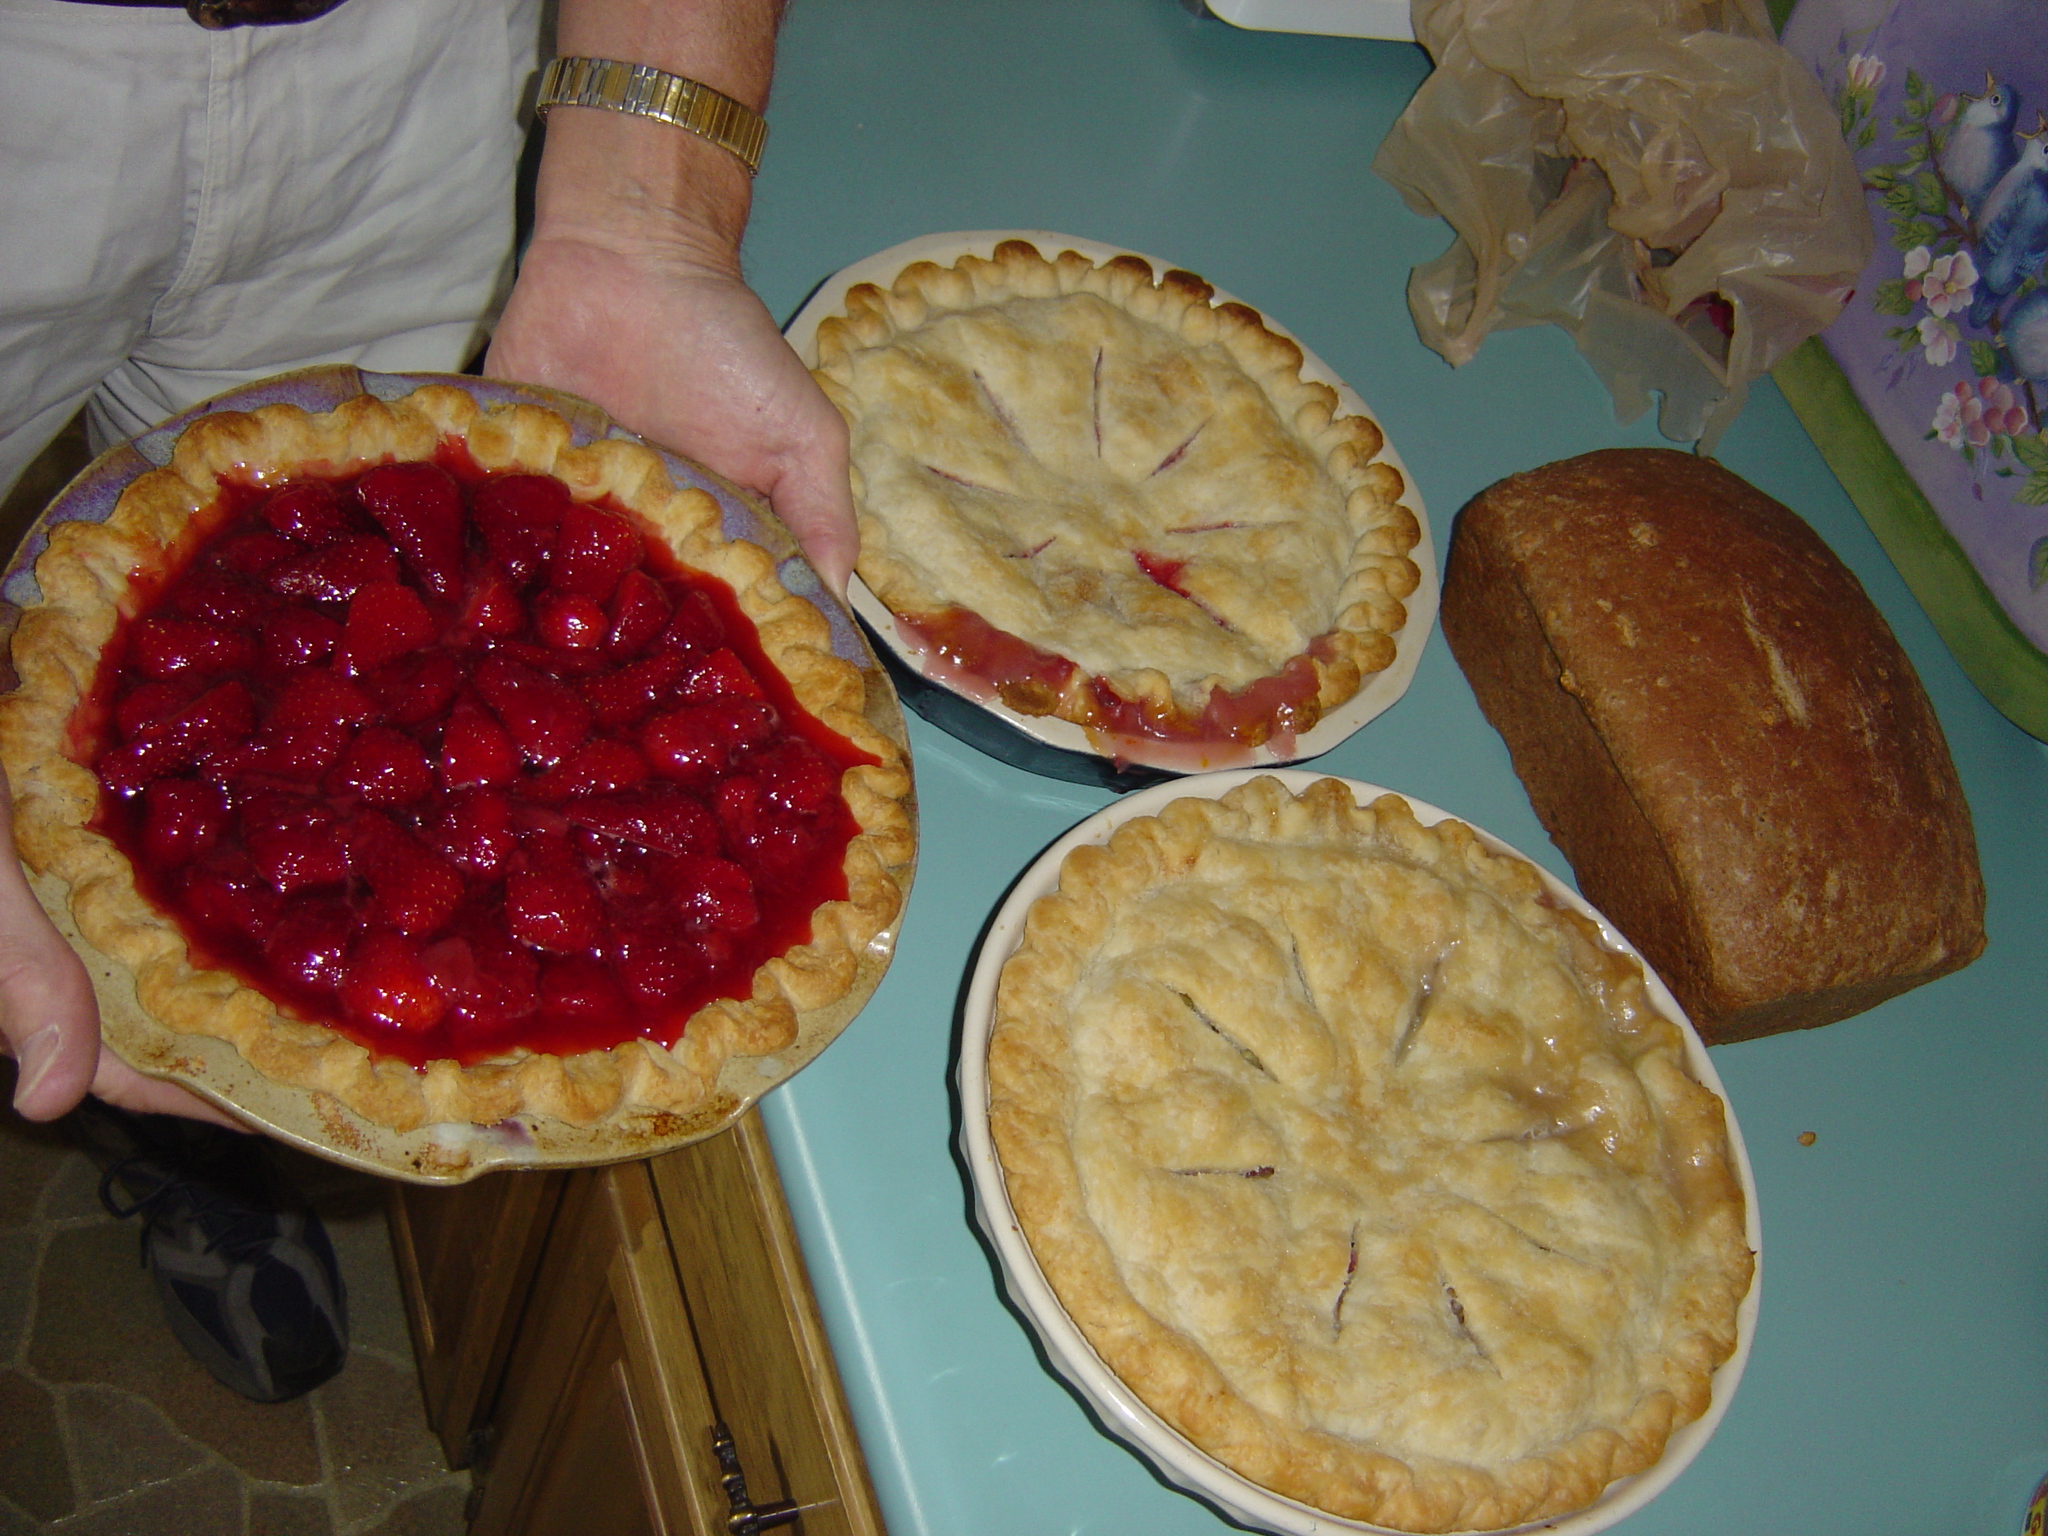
1373, 0, 1873, 448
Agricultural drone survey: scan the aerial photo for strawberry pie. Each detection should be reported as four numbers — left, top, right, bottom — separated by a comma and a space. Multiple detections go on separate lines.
0, 386, 914, 1133
811, 240, 1423, 753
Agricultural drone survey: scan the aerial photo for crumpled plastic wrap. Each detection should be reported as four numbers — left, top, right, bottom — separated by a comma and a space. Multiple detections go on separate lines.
1373, 0, 1874, 448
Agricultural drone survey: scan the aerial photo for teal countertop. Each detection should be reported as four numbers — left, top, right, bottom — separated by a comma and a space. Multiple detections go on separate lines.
741, 3, 2048, 1530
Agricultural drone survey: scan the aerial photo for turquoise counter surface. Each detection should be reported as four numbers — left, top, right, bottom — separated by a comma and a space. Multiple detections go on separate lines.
736, 3, 2048, 1530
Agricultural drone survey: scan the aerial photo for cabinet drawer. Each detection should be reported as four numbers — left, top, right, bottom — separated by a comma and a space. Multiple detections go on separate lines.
389, 1112, 883, 1536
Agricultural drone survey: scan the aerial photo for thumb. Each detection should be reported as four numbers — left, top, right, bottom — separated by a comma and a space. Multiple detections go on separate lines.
0, 785, 100, 1121
763, 413, 858, 602
775, 485, 858, 601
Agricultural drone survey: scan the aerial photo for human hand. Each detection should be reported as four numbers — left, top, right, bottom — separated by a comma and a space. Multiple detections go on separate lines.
485, 24, 855, 594
0, 768, 242, 1127
487, 233, 856, 595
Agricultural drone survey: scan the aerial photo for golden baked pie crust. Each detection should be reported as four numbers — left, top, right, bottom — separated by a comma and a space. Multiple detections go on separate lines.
0, 385, 915, 1133
989, 777, 1751, 1533
814, 240, 1422, 736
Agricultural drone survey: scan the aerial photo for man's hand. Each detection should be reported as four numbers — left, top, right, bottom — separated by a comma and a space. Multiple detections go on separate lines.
488, 0, 855, 593
0, 768, 240, 1126
486, 232, 856, 594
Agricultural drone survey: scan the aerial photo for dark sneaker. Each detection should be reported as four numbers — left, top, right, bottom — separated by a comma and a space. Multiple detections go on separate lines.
91, 1117, 348, 1403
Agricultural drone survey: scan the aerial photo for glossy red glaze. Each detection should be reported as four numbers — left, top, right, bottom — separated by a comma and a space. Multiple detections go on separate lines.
82, 446, 875, 1068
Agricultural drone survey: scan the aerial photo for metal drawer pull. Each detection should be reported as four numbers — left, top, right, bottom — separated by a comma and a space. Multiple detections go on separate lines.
711, 1421, 805, 1534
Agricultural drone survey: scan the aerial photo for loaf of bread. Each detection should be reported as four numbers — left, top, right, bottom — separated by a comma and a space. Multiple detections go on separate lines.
1440, 448, 1984, 1044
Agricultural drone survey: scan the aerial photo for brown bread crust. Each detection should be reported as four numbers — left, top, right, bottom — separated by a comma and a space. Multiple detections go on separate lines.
1440, 448, 1984, 1043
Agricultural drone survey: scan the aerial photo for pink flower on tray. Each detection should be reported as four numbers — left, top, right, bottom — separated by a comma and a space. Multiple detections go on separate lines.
1973, 377, 2029, 436
1917, 314, 1961, 365
1846, 52, 1886, 92
1903, 247, 1979, 318
1933, 377, 2031, 449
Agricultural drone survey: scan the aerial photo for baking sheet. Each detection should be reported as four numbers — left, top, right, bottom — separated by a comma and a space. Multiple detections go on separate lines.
1, 367, 918, 1184
955, 770, 1761, 1536
785, 230, 1439, 785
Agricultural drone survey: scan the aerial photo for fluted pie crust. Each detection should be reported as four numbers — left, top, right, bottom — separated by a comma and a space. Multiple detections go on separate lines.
813, 240, 1422, 739
0, 386, 915, 1133
989, 777, 1751, 1533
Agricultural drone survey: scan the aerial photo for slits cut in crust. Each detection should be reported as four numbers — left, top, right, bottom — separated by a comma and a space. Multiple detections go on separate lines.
813, 239, 1422, 738
989, 776, 1752, 1533
0, 385, 915, 1133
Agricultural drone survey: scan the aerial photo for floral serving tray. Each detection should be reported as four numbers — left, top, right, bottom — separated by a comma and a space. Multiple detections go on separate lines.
1779, 0, 2048, 740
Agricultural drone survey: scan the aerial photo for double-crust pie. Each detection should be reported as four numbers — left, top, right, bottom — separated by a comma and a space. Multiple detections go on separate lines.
812, 240, 1422, 751
989, 777, 1752, 1533
0, 385, 914, 1133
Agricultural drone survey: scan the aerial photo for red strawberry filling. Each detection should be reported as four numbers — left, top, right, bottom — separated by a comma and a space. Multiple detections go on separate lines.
898, 603, 1329, 747
79, 450, 875, 1069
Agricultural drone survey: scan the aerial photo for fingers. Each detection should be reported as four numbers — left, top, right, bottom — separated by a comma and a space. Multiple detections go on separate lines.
90, 1048, 248, 1130
487, 242, 861, 599
765, 398, 858, 600
1, 1003, 96, 1124
690, 283, 859, 597
0, 774, 101, 1121
0, 772, 237, 1128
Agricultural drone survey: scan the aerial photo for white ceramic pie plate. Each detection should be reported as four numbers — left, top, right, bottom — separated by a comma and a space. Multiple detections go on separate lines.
784, 231, 1439, 784
957, 769, 1761, 1535
0, 367, 917, 1184
1197, 0, 1413, 41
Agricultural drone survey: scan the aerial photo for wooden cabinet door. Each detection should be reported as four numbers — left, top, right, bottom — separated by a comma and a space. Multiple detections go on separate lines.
395, 1112, 886, 1536
644, 1111, 882, 1536
464, 1165, 698, 1536
386, 1167, 565, 1468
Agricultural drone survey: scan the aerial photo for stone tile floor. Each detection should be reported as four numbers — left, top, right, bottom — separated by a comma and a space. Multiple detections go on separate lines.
3, 408, 470, 1534
0, 1066, 470, 1536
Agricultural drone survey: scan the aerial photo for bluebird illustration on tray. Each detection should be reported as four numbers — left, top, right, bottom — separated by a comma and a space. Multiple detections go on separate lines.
1935, 70, 2020, 217
2008, 288, 2048, 385
1855, 82, 2045, 486
1969, 119, 2048, 330
1788, 0, 2048, 637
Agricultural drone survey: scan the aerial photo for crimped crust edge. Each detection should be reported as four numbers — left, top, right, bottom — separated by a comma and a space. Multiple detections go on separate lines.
0, 385, 914, 1133
815, 239, 1422, 737
987, 776, 1751, 1532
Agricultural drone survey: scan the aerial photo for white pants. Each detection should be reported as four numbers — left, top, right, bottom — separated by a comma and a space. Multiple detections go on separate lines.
0, 0, 543, 498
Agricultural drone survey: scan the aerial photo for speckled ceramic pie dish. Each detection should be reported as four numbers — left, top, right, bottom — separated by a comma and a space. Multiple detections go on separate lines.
958, 770, 1759, 1534
787, 232, 1437, 786
0, 367, 917, 1183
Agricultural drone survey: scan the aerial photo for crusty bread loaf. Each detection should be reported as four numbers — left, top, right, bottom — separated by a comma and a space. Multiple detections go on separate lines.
1440, 448, 1984, 1044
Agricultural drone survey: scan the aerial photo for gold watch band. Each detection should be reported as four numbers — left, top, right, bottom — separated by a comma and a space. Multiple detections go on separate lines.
535, 56, 767, 178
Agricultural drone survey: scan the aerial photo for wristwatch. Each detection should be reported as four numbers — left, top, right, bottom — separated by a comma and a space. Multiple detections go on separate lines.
535, 56, 768, 178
